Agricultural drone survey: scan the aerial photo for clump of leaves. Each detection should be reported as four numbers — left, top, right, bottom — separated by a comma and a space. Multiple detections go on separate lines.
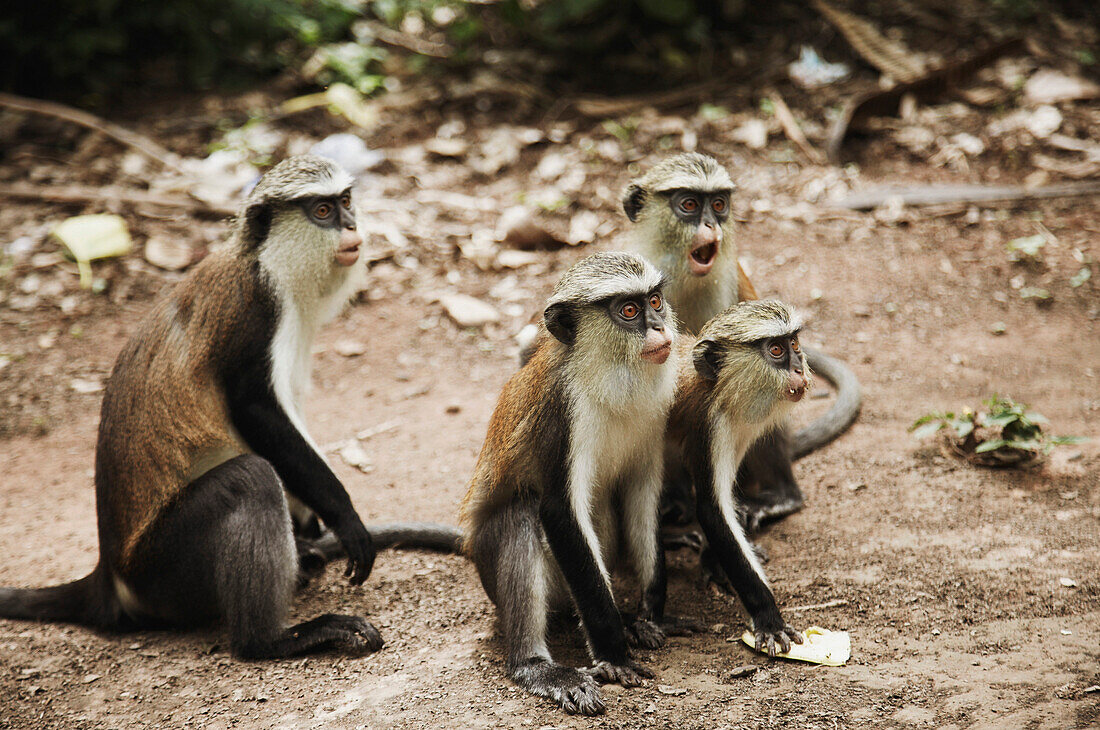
910, 395, 1087, 468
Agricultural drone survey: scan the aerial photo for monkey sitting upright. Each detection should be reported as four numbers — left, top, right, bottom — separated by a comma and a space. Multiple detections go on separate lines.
461, 252, 684, 716
661, 300, 809, 656
0, 156, 460, 659
624, 152, 861, 531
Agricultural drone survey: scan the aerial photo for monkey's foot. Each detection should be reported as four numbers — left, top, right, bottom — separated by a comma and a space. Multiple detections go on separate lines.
658, 615, 707, 636
625, 618, 665, 650
741, 493, 805, 534
699, 547, 737, 596
662, 530, 705, 553
511, 658, 605, 716
235, 614, 383, 660
583, 659, 654, 688
751, 620, 803, 658
311, 614, 385, 655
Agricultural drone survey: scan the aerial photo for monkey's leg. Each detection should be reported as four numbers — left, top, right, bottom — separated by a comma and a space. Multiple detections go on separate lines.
694, 483, 801, 658
127, 455, 382, 660
469, 502, 605, 716
736, 427, 804, 533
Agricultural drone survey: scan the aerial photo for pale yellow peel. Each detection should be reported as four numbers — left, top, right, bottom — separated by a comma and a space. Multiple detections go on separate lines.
740, 626, 851, 666
52, 214, 132, 288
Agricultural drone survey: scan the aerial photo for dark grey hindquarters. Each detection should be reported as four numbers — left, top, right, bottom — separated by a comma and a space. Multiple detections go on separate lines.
127, 454, 381, 659
468, 499, 605, 716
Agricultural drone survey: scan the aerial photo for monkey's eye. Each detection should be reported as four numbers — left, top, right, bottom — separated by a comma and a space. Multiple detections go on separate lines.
769, 344, 784, 358
313, 202, 334, 219
340, 193, 351, 209
620, 302, 640, 319
680, 198, 699, 213
791, 339, 801, 353
712, 197, 727, 213
649, 294, 662, 310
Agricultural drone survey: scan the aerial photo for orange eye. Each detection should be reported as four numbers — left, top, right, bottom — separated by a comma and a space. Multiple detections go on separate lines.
649, 294, 662, 310
769, 344, 784, 358
713, 198, 726, 213
314, 202, 333, 218
791, 339, 800, 353
340, 194, 351, 209
681, 198, 698, 213
621, 302, 639, 319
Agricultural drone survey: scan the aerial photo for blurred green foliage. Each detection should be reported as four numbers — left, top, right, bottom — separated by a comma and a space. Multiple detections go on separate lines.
0, 0, 362, 98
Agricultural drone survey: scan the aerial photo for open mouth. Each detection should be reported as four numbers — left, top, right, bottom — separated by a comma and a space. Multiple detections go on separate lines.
641, 341, 672, 364
688, 241, 718, 276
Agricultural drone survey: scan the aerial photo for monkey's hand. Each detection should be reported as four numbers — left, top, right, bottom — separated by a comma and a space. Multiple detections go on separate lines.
752, 615, 803, 657
583, 659, 654, 688
332, 518, 376, 585
624, 617, 666, 650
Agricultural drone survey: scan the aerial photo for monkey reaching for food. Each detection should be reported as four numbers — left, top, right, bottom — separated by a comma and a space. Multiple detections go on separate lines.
461, 252, 687, 716
662, 300, 808, 656
624, 153, 861, 531
0, 155, 461, 659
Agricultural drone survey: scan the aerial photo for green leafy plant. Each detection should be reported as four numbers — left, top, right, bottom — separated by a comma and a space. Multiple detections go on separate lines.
910, 395, 1087, 467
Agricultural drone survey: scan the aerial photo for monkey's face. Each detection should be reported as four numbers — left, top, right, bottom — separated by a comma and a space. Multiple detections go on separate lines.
294, 188, 362, 267
545, 287, 675, 366
760, 334, 809, 402
663, 189, 731, 277
606, 289, 674, 364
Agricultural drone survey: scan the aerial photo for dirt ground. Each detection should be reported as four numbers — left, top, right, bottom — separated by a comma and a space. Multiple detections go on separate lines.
2, 82, 1099, 728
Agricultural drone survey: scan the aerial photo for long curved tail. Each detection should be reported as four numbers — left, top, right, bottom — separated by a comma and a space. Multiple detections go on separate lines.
792, 346, 862, 460
314, 522, 464, 559
0, 568, 107, 625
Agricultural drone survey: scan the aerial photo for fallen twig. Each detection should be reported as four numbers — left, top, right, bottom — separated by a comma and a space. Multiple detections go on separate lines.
786, 599, 849, 613
0, 182, 235, 217
825, 37, 1025, 164
0, 92, 182, 173
832, 181, 1100, 210
768, 91, 826, 165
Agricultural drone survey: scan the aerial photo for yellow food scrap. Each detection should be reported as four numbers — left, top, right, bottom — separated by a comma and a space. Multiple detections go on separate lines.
740, 626, 851, 666
52, 214, 132, 288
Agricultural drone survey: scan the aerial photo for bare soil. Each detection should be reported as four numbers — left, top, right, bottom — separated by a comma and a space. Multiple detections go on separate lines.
1, 87, 1098, 729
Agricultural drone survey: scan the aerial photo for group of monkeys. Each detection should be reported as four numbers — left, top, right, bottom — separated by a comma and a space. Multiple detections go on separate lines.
0, 152, 859, 716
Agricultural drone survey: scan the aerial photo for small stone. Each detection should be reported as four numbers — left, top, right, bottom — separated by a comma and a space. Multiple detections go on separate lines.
143, 237, 193, 271
338, 442, 372, 473
657, 685, 687, 696
82, 674, 101, 684
567, 210, 601, 246
989, 322, 1006, 335
1059, 577, 1077, 588
440, 294, 501, 328
728, 664, 759, 679
70, 378, 104, 394
333, 339, 367, 357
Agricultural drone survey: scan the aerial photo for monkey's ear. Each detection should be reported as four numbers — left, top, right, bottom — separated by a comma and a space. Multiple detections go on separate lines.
692, 339, 722, 381
240, 203, 272, 251
544, 303, 577, 346
622, 184, 646, 222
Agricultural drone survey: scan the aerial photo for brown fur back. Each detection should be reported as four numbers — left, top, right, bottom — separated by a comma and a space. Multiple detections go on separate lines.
95, 251, 266, 572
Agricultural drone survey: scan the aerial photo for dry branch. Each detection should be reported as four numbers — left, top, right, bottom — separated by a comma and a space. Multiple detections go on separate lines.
0, 92, 182, 173
0, 182, 235, 217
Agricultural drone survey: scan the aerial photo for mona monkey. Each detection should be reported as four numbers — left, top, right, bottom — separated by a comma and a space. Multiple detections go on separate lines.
660, 300, 808, 656
0, 156, 461, 659
623, 153, 861, 531
461, 252, 684, 716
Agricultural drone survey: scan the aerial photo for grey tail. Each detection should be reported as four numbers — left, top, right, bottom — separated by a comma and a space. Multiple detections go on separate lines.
314, 522, 464, 559
0, 567, 107, 626
792, 346, 862, 460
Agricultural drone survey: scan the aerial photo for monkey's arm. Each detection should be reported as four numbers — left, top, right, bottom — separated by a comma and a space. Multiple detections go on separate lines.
692, 459, 800, 657
226, 383, 375, 585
